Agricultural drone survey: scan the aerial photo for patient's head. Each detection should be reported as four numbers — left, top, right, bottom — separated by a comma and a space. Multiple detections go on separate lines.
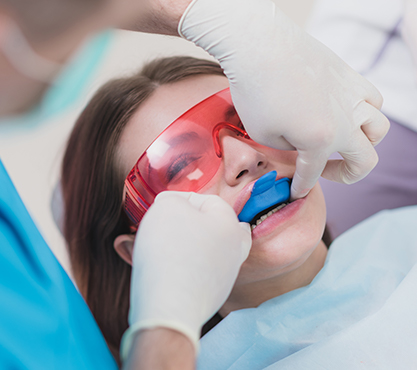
115, 75, 327, 287
62, 56, 327, 364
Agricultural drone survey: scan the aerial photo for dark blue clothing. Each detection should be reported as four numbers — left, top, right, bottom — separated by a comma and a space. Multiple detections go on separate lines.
0, 160, 117, 369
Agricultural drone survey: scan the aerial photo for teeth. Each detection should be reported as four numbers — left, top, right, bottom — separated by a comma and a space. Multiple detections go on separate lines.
250, 202, 289, 231
276, 203, 286, 211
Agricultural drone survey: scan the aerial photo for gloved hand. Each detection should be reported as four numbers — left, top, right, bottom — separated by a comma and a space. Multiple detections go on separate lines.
179, 0, 390, 199
121, 191, 251, 360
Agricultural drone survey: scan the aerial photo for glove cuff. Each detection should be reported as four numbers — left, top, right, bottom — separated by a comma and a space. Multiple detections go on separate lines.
120, 319, 200, 362
178, 0, 199, 39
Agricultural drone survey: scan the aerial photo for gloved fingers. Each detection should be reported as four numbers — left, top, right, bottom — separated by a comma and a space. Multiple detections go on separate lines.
156, 192, 251, 261
245, 128, 296, 151
355, 101, 390, 146
154, 190, 193, 203
290, 149, 328, 200
362, 80, 384, 109
239, 222, 251, 234
176, 192, 236, 217
155, 191, 210, 210
197, 194, 236, 216
238, 222, 252, 262
269, 136, 296, 151
321, 133, 378, 184
155, 190, 237, 217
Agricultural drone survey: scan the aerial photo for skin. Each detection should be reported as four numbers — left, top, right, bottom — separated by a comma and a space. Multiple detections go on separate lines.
0, 0, 191, 116
0, 0, 328, 363
114, 74, 328, 317
123, 329, 194, 370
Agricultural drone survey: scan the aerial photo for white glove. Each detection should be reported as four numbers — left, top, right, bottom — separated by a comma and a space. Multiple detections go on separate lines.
179, 0, 390, 199
121, 191, 251, 359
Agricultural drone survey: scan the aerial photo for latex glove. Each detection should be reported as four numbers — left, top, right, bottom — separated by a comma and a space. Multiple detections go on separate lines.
179, 0, 390, 199
121, 191, 251, 360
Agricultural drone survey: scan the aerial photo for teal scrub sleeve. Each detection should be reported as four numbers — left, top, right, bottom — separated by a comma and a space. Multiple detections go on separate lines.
0, 160, 117, 369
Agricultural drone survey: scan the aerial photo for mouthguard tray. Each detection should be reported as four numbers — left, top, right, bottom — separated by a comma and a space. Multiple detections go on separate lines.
238, 171, 290, 223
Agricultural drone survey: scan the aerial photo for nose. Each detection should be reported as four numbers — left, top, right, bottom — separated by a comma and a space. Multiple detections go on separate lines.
220, 131, 268, 186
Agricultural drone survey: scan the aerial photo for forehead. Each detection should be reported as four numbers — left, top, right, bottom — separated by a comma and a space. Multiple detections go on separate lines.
117, 74, 229, 176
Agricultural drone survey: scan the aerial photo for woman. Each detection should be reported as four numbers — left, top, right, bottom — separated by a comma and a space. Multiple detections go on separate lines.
62, 56, 417, 368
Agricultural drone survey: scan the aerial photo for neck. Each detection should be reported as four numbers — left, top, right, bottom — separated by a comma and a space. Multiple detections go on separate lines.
219, 240, 328, 317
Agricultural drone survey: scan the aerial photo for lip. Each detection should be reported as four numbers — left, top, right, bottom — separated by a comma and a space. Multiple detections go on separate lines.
251, 197, 306, 240
233, 180, 257, 216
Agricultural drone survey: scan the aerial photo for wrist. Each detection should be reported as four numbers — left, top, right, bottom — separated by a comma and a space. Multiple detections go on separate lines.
179, 0, 287, 66
121, 319, 201, 362
130, 0, 193, 36
123, 327, 196, 370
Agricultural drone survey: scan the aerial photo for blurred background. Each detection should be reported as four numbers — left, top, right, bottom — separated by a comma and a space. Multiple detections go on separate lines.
0, 0, 315, 275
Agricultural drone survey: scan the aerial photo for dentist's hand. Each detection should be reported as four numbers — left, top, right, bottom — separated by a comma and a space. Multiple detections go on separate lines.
121, 191, 251, 360
180, 0, 390, 199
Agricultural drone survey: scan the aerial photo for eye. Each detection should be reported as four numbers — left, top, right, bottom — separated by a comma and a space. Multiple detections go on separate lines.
166, 154, 202, 183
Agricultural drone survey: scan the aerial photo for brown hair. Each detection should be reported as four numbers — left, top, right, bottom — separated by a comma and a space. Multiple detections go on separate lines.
61, 56, 225, 365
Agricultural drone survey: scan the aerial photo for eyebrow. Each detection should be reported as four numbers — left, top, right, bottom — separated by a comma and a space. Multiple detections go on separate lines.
224, 105, 238, 121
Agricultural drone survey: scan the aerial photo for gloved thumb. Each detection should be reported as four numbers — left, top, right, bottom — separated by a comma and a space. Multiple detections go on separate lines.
238, 222, 252, 262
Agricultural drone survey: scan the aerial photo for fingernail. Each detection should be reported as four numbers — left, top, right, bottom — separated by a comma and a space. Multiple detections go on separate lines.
290, 188, 310, 201
238, 222, 251, 233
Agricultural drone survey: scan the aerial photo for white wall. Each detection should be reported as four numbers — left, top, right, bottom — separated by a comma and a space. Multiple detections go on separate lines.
0, 0, 316, 276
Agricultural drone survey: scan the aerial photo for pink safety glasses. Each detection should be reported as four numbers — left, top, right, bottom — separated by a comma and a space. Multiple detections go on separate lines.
124, 88, 251, 229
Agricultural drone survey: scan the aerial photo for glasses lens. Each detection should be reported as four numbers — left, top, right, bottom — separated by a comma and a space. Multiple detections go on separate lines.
125, 88, 245, 226
137, 89, 237, 193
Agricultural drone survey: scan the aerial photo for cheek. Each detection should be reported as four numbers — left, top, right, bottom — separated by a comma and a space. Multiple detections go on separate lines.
196, 165, 234, 202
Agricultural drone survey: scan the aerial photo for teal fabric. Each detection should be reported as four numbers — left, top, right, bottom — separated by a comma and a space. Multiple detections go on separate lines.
198, 206, 417, 369
0, 159, 117, 369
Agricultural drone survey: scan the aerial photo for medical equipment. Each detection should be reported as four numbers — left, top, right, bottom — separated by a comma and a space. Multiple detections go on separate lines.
124, 87, 252, 228
238, 171, 290, 224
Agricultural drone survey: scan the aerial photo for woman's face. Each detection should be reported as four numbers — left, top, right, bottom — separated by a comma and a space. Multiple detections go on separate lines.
117, 74, 327, 287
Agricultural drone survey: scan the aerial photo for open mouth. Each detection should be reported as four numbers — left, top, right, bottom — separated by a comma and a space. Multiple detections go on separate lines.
249, 200, 292, 231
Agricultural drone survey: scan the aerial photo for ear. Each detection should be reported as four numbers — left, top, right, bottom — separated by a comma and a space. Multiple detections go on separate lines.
113, 234, 136, 265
